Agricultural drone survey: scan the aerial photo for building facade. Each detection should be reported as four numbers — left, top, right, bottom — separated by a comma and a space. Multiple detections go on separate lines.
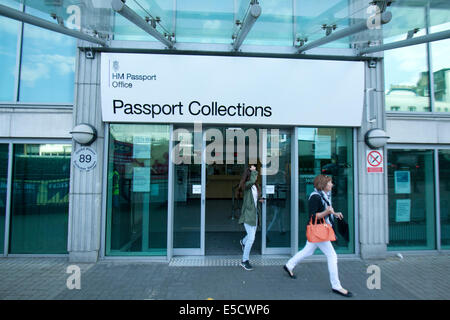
0, 0, 449, 263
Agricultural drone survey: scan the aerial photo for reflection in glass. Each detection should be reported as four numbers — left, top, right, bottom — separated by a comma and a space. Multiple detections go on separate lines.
383, 3, 430, 112
173, 127, 201, 249
0, 144, 8, 254
384, 43, 430, 112
19, 6, 76, 103
0, 0, 19, 102
387, 150, 436, 250
106, 124, 170, 256
439, 150, 450, 248
298, 127, 354, 254
9, 144, 71, 254
266, 130, 291, 248
431, 22, 450, 113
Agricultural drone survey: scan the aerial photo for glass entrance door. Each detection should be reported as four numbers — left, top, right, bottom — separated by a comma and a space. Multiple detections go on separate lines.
172, 126, 203, 255
169, 125, 293, 256
263, 129, 292, 254
204, 127, 261, 255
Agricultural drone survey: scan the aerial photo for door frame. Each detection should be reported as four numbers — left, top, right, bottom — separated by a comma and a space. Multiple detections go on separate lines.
169, 125, 295, 256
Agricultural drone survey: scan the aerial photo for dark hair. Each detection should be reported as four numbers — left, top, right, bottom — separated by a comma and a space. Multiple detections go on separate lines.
313, 174, 332, 191
239, 166, 261, 195
239, 168, 252, 192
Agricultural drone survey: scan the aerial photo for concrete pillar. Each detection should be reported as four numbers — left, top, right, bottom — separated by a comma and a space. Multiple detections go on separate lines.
67, 3, 113, 263
68, 48, 104, 263
357, 59, 389, 259
348, 0, 389, 259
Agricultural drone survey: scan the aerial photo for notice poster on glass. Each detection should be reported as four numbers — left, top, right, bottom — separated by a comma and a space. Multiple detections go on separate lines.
315, 135, 331, 159
133, 167, 151, 192
266, 185, 275, 195
395, 199, 411, 222
133, 136, 151, 159
394, 171, 411, 194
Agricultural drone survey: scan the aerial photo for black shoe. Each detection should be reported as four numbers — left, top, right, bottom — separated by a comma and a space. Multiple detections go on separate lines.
332, 289, 353, 298
283, 265, 296, 279
240, 260, 253, 271
240, 239, 245, 252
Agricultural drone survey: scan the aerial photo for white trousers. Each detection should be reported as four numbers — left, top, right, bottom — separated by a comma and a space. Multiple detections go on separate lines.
286, 241, 343, 290
242, 223, 257, 262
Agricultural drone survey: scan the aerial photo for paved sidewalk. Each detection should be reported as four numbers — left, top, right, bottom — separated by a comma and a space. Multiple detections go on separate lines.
0, 253, 449, 300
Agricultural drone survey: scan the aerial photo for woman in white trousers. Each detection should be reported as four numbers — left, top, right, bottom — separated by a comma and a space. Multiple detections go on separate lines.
283, 174, 353, 298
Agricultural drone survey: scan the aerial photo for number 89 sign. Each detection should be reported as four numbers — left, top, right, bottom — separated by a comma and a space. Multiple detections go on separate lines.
73, 147, 98, 171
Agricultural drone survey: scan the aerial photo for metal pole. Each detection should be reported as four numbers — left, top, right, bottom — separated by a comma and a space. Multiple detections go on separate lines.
0, 4, 107, 47
111, 0, 174, 49
359, 29, 450, 55
232, 3, 262, 51
298, 11, 392, 53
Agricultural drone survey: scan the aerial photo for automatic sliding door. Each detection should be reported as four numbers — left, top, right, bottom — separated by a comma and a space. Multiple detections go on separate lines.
173, 126, 202, 255
263, 129, 291, 253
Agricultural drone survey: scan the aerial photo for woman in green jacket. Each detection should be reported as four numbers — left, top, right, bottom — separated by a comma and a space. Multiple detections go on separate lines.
238, 165, 263, 271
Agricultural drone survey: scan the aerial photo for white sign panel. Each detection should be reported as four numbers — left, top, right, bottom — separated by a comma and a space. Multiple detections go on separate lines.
366, 150, 384, 173
394, 171, 411, 194
133, 136, 151, 159
396, 199, 411, 222
315, 135, 332, 159
73, 147, 97, 171
192, 184, 202, 194
133, 167, 151, 192
266, 185, 275, 195
101, 53, 364, 127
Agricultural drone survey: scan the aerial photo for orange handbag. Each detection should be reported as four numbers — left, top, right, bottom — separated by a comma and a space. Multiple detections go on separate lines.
306, 215, 336, 243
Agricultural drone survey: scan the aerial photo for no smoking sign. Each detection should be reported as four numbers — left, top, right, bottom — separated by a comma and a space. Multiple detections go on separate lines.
366, 150, 384, 173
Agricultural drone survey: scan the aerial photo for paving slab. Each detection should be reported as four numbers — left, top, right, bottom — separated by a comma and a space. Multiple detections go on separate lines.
0, 254, 449, 300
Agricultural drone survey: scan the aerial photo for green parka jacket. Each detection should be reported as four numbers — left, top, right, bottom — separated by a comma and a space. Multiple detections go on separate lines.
238, 170, 261, 227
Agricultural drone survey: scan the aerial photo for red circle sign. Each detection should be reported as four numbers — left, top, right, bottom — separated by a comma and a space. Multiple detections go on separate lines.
367, 151, 382, 167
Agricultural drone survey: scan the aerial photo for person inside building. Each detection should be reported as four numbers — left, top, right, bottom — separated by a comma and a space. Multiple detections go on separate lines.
238, 164, 264, 271
282, 174, 353, 298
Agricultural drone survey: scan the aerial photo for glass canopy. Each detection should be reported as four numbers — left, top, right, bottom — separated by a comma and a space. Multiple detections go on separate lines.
3, 0, 450, 54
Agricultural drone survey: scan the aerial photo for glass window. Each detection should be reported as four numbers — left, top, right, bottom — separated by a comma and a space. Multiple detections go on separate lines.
245, 0, 292, 47
430, 22, 450, 113
295, 0, 350, 49
384, 42, 430, 112
106, 124, 170, 256
9, 144, 71, 254
0, 144, 8, 254
298, 127, 354, 254
384, 5, 429, 112
18, 6, 76, 103
439, 150, 450, 249
387, 149, 436, 250
114, 0, 175, 41
0, 0, 20, 102
176, 0, 234, 44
